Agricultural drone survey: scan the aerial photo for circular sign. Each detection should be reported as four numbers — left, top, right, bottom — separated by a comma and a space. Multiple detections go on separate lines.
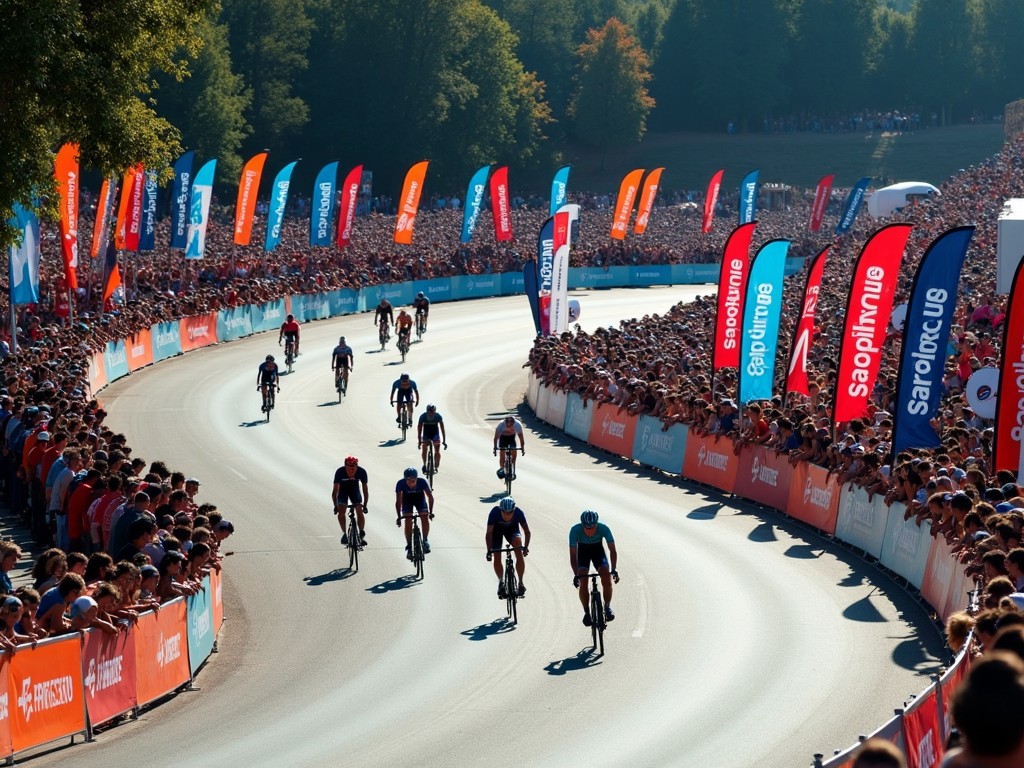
568, 299, 581, 322
890, 303, 908, 332
966, 366, 999, 420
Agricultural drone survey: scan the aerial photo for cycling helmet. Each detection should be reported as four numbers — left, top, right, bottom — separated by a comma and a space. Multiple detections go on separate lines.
345, 456, 358, 466
400, 372, 409, 380
499, 497, 516, 512
286, 314, 294, 321
426, 403, 436, 411
580, 510, 599, 526
403, 467, 418, 478
417, 292, 424, 299
266, 355, 275, 362
339, 336, 346, 343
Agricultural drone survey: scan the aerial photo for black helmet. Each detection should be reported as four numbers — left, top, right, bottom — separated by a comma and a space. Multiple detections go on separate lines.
404, 467, 418, 478
417, 292, 424, 299
266, 355, 275, 362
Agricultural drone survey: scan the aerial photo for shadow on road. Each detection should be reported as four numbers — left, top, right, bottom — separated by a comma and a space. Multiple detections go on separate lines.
367, 575, 419, 594
543, 648, 603, 674
478, 493, 506, 504
686, 503, 722, 520
303, 568, 357, 586
239, 420, 269, 428
460, 618, 515, 641
378, 438, 407, 447
316, 401, 340, 408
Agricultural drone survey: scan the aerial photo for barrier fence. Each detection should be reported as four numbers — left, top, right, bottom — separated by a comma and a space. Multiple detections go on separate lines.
526, 375, 972, 768
0, 570, 222, 761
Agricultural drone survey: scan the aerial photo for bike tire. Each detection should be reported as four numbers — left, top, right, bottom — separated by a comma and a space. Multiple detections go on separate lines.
506, 568, 518, 624
591, 591, 605, 654
348, 518, 359, 572
412, 528, 424, 580
426, 453, 435, 490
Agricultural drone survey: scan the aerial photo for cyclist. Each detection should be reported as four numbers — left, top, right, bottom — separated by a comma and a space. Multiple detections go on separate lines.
256, 355, 280, 410
486, 496, 530, 599
395, 467, 434, 557
569, 510, 618, 626
413, 291, 430, 332
417, 404, 446, 473
390, 372, 419, 425
493, 415, 525, 479
374, 298, 394, 343
396, 308, 413, 349
332, 456, 368, 546
331, 336, 354, 391
279, 314, 300, 357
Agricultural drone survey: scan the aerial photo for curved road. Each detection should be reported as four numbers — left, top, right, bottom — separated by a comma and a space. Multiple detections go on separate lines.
36, 287, 944, 768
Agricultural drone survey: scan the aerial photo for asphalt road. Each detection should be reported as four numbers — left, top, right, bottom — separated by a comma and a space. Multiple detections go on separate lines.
34, 286, 945, 768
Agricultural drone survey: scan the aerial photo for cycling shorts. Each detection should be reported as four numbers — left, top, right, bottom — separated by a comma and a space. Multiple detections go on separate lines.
259, 373, 278, 385
421, 426, 441, 442
399, 501, 429, 515
490, 530, 522, 551
283, 331, 298, 340
335, 487, 363, 506
395, 390, 415, 403
498, 434, 518, 449
575, 542, 608, 573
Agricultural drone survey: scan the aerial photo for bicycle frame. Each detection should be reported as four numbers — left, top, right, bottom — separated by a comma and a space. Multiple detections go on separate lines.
586, 572, 606, 655
398, 512, 431, 580
346, 506, 361, 571
491, 546, 520, 624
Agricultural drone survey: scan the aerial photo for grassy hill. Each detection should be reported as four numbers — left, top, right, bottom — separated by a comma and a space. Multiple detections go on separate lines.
556, 123, 1005, 192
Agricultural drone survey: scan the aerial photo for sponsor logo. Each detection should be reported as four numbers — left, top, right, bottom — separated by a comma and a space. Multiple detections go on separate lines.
156, 330, 178, 348
192, 605, 211, 640
175, 171, 191, 238
269, 180, 290, 241
750, 455, 778, 486
402, 180, 420, 212
316, 182, 332, 241
903, 288, 948, 416
891, 518, 922, 562
697, 444, 729, 471
539, 237, 554, 291
720, 258, 745, 351
915, 730, 937, 768
496, 183, 510, 235
742, 180, 757, 221
803, 478, 834, 510
612, 184, 638, 232
155, 632, 182, 668
845, 265, 886, 399
107, 346, 127, 367
235, 168, 260, 235
845, 495, 874, 534
18, 675, 75, 722
85, 654, 124, 698
601, 413, 625, 439
637, 270, 661, 279
840, 185, 866, 231
396, 213, 410, 233
639, 425, 674, 456
745, 282, 774, 377
787, 283, 819, 380
263, 306, 283, 320
340, 182, 359, 242
188, 324, 209, 340
131, 344, 145, 357
0, 691, 7, 721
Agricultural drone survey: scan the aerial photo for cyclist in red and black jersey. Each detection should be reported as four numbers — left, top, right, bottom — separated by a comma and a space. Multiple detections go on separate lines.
279, 314, 300, 356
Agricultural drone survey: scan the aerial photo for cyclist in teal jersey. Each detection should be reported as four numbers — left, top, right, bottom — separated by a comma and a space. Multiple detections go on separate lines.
568, 510, 618, 626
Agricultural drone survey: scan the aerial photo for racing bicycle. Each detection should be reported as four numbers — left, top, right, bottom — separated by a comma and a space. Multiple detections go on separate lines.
582, 570, 618, 656
489, 546, 522, 624
260, 385, 278, 422
397, 511, 433, 580
284, 338, 296, 373
335, 367, 348, 401
421, 441, 446, 489
395, 401, 413, 441
495, 447, 524, 497
397, 331, 410, 362
378, 318, 390, 350
415, 312, 426, 340
341, 504, 364, 572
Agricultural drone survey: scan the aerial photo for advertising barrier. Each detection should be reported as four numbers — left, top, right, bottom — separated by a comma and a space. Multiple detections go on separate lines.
103, 339, 130, 383
628, 264, 672, 286
673, 263, 720, 283
250, 299, 286, 334
501, 272, 525, 294
8, 634, 86, 753
81, 628, 137, 726
134, 599, 190, 706
563, 393, 594, 442
786, 463, 840, 534
937, 653, 969, 743
151, 321, 182, 362
682, 433, 737, 494
835, 485, 889, 559
526, 372, 541, 415
880, 509, 933, 587
587, 402, 637, 458
901, 685, 943, 768
632, 417, 687, 474
211, 567, 224, 633
734, 444, 793, 511
413, 278, 452, 303
125, 329, 155, 372
216, 306, 254, 342
326, 289, 358, 317
290, 292, 331, 322
569, 266, 626, 289
0, 654, 10, 760
545, 389, 568, 430
451, 274, 502, 300
363, 282, 412, 311
920, 539, 958, 623
533, 380, 550, 423
187, 577, 216, 676
179, 313, 218, 353
88, 352, 107, 395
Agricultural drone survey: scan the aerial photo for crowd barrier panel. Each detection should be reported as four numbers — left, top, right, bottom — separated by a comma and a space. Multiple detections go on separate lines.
937, 650, 970, 744
451, 274, 502, 300
8, 633, 86, 755
921, 539, 957, 624
81, 627, 137, 727
290, 293, 332, 323
544, 388, 567, 429
568, 266, 627, 289
526, 372, 541, 415
628, 265, 672, 286
631, 416, 687, 474
88, 352, 107, 394
103, 340, 130, 382
787, 462, 840, 534
216, 306, 254, 342
586, 402, 637, 458
672, 264, 720, 283
151, 320, 183, 362
734, 444, 793, 512
125, 329, 154, 372
901, 683, 943, 768
211, 568, 224, 634
682, 432, 737, 494
359, 282, 411, 313
0, 655, 9, 761
179, 312, 218, 353
249, 299, 286, 334
816, 711, 907, 768
133, 598, 190, 707
501, 272, 526, 294
186, 575, 216, 676
326, 289, 358, 317
412, 278, 453, 303
835, 485, 890, 559
880, 510, 934, 587
563, 392, 594, 442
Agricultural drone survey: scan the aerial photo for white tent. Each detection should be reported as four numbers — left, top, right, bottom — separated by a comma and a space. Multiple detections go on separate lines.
866, 181, 940, 219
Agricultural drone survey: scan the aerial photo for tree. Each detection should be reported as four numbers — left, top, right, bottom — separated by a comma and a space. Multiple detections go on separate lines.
155, 16, 253, 184
221, 0, 313, 155
973, 0, 1024, 114
911, 0, 977, 125
0, 0, 214, 247
568, 18, 655, 165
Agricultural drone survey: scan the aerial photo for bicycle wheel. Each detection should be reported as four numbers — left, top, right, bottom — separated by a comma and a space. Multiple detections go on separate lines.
264, 395, 271, 422
401, 411, 408, 441
412, 528, 424, 580
425, 452, 435, 489
348, 517, 359, 571
505, 456, 513, 496
591, 590, 604, 654
506, 567, 518, 624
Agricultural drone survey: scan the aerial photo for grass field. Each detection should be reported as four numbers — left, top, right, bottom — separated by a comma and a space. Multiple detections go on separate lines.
557, 123, 1006, 192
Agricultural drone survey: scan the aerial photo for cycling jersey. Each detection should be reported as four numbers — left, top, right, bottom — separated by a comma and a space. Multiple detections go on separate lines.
396, 315, 413, 333
487, 506, 526, 534
414, 298, 430, 315
374, 304, 393, 325
396, 477, 430, 512
391, 378, 418, 402
333, 465, 368, 505
568, 522, 614, 547
258, 362, 279, 384
281, 320, 300, 336
418, 411, 443, 439
332, 345, 353, 369
494, 421, 524, 439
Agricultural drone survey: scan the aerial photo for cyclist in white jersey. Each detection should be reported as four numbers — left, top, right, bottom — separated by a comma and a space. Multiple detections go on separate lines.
493, 415, 525, 479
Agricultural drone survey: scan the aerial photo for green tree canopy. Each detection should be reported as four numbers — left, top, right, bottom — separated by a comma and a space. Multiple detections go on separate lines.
568, 18, 655, 162
0, 0, 214, 246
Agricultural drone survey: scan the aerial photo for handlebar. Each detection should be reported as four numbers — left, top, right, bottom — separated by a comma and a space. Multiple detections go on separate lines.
395, 512, 435, 525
